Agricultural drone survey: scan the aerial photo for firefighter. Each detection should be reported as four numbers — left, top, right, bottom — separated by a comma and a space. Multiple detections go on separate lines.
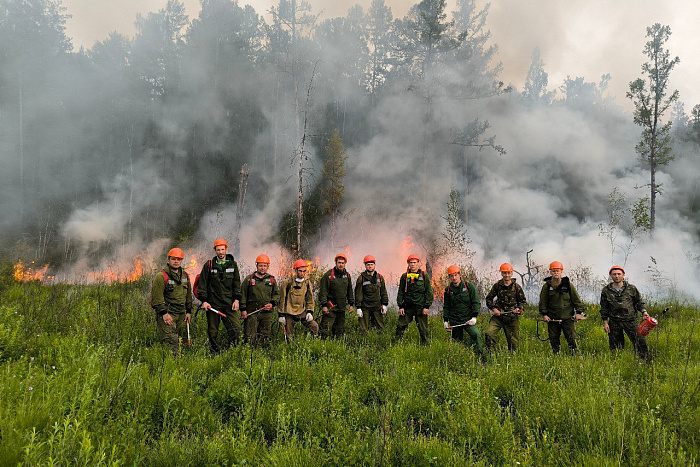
279, 259, 319, 341
241, 254, 280, 347
354, 255, 389, 332
485, 263, 527, 352
539, 261, 586, 354
442, 265, 484, 360
600, 266, 651, 360
150, 248, 192, 356
198, 238, 242, 354
318, 253, 354, 339
395, 254, 433, 345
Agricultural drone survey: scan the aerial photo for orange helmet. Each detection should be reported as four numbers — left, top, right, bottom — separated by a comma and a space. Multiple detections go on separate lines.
334, 253, 348, 262
255, 254, 271, 264
609, 265, 625, 275
293, 259, 308, 270
447, 265, 461, 275
213, 238, 228, 249
167, 248, 184, 259
500, 263, 514, 272
549, 261, 563, 271
363, 255, 376, 264
406, 254, 420, 263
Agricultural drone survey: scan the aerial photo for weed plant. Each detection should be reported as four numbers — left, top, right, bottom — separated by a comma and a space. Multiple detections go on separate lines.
0, 263, 698, 465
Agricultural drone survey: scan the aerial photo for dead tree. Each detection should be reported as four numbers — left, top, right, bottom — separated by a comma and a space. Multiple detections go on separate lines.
234, 164, 249, 258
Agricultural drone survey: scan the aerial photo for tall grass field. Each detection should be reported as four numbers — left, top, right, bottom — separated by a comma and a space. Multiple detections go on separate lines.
0, 262, 698, 466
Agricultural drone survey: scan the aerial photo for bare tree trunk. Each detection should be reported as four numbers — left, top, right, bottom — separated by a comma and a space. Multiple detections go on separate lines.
19, 67, 24, 220
127, 124, 135, 244
234, 164, 249, 259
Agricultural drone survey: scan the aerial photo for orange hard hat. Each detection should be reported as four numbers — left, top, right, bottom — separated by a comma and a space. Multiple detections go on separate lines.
167, 248, 184, 259
213, 238, 228, 249
363, 255, 376, 263
549, 261, 563, 270
447, 265, 461, 275
255, 254, 271, 264
609, 265, 625, 275
293, 259, 308, 270
334, 253, 348, 262
500, 263, 514, 272
406, 254, 420, 263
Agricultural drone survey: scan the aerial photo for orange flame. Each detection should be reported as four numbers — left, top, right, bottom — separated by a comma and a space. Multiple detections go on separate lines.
13, 261, 50, 282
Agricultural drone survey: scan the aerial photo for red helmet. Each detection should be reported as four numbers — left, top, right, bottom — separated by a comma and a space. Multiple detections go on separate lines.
293, 259, 308, 270
334, 253, 348, 262
549, 261, 563, 271
363, 255, 376, 264
255, 254, 271, 264
500, 263, 514, 272
213, 238, 228, 249
447, 265, 461, 275
167, 248, 184, 259
609, 265, 625, 275
406, 254, 420, 263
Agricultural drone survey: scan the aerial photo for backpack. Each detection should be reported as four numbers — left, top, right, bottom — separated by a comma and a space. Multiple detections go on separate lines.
193, 259, 213, 301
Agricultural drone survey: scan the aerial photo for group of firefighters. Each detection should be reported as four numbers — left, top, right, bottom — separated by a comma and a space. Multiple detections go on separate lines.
151, 239, 652, 361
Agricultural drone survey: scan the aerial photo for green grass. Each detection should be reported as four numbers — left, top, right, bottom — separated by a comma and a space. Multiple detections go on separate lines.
0, 268, 698, 466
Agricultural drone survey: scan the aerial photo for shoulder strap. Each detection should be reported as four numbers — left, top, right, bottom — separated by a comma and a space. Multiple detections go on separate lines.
162, 269, 168, 283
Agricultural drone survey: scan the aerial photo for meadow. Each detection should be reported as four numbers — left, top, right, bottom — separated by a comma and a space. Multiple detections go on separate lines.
0, 262, 698, 466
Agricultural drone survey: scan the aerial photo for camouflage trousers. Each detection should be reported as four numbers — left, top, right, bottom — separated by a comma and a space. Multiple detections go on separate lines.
485, 315, 520, 352
157, 311, 188, 356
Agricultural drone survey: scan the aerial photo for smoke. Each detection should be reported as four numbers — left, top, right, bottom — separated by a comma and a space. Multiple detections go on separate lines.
3, 0, 699, 304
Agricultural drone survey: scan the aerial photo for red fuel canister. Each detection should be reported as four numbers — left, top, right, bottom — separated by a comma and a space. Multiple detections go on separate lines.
638, 316, 658, 336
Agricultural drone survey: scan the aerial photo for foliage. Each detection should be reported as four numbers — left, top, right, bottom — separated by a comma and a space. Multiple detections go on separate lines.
0, 262, 698, 465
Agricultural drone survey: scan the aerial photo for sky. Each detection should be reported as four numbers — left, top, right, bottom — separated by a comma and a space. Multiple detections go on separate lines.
62, 0, 700, 113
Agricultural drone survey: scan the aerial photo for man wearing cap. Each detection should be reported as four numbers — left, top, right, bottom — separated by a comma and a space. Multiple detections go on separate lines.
241, 254, 280, 347
198, 238, 242, 354
151, 248, 192, 355
279, 259, 319, 341
395, 254, 433, 345
600, 266, 651, 360
355, 255, 389, 332
318, 254, 354, 339
539, 261, 586, 354
442, 265, 484, 360
485, 263, 527, 352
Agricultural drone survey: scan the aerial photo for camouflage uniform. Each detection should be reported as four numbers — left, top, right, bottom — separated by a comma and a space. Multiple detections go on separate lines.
354, 270, 389, 332
395, 270, 433, 345
443, 279, 484, 357
198, 254, 242, 353
600, 281, 649, 360
318, 267, 354, 338
241, 272, 280, 346
485, 279, 527, 351
279, 277, 319, 341
539, 276, 584, 353
151, 264, 193, 355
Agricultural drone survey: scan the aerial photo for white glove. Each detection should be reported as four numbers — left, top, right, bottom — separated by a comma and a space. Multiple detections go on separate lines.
381, 305, 387, 315
444, 321, 449, 330
357, 308, 363, 318
278, 316, 286, 325
305, 312, 313, 322
467, 317, 477, 326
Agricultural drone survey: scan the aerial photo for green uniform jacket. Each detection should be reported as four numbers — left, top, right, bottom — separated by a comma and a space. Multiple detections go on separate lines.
318, 268, 354, 310
397, 269, 433, 309
354, 271, 389, 309
539, 276, 584, 320
485, 279, 527, 312
443, 280, 480, 324
600, 281, 646, 321
241, 272, 280, 312
151, 264, 193, 315
197, 254, 241, 309
280, 278, 314, 317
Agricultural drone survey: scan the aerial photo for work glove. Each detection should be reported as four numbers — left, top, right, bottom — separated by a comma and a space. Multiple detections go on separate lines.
381, 305, 387, 315
304, 312, 313, 322
444, 321, 449, 330
467, 317, 477, 326
278, 316, 286, 325
356, 308, 363, 318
